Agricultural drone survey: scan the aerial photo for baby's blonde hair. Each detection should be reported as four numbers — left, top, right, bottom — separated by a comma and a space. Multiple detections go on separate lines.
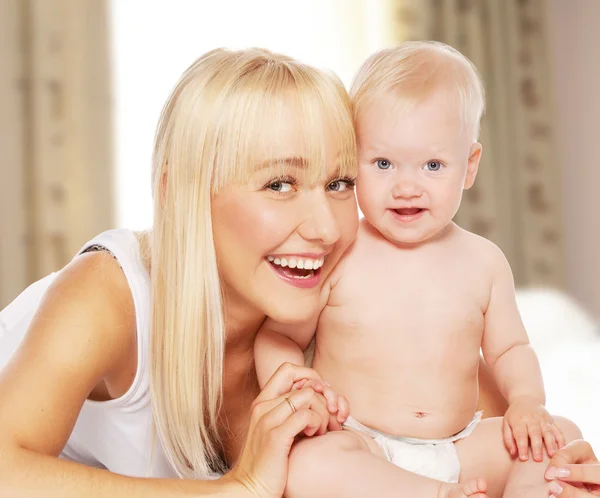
149, 48, 355, 478
350, 41, 485, 141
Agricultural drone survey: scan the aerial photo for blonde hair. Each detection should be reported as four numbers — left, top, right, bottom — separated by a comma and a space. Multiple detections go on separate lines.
350, 41, 485, 141
149, 48, 355, 478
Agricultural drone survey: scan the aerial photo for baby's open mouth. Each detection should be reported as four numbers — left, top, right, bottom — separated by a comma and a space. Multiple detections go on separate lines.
267, 255, 324, 280
393, 208, 424, 216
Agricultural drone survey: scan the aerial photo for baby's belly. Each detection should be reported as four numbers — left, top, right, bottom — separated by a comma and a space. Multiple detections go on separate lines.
313, 336, 480, 439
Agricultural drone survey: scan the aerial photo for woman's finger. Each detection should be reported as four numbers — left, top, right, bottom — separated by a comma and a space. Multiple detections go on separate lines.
258, 387, 327, 432
550, 481, 598, 498
292, 379, 309, 391
550, 440, 599, 468
256, 363, 324, 402
554, 465, 600, 485
271, 408, 323, 449
301, 379, 326, 395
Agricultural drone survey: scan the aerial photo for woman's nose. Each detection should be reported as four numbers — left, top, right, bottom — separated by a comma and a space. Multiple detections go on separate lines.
297, 193, 341, 246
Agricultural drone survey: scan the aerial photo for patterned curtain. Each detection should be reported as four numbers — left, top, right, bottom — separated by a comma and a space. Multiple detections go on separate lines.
0, 0, 113, 307
384, 0, 565, 289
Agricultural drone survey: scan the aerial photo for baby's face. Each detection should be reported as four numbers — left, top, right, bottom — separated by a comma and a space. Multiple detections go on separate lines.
355, 89, 481, 246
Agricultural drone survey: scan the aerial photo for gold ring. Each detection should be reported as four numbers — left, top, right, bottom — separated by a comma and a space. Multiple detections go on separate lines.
285, 397, 297, 414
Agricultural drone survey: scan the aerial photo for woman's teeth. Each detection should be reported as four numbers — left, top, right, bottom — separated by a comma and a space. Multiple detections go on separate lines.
267, 256, 324, 270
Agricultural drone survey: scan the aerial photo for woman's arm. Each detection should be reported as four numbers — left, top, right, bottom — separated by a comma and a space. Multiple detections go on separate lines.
0, 253, 239, 497
0, 253, 333, 498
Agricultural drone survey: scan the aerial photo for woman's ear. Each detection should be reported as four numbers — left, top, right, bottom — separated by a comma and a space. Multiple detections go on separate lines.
464, 142, 482, 190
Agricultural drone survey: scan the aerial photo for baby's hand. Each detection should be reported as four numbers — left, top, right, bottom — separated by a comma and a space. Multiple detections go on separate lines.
503, 396, 566, 462
292, 378, 349, 431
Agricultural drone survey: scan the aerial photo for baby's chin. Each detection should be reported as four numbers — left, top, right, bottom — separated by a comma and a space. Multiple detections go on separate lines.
368, 219, 448, 247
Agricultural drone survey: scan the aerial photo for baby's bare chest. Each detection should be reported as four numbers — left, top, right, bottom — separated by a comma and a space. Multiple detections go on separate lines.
323, 250, 490, 352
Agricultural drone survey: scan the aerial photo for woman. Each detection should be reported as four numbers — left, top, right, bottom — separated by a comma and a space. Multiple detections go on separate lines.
0, 47, 506, 497
545, 439, 600, 497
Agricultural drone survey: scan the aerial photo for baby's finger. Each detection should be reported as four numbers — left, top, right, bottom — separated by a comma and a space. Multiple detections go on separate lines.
513, 423, 530, 461
528, 422, 544, 462
322, 386, 338, 413
503, 418, 517, 457
327, 413, 343, 432
337, 395, 350, 424
554, 423, 566, 450
257, 363, 325, 402
543, 423, 559, 457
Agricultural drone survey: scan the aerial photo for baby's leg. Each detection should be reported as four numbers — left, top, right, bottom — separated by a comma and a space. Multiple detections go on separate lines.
455, 416, 581, 498
502, 416, 581, 498
286, 429, 488, 498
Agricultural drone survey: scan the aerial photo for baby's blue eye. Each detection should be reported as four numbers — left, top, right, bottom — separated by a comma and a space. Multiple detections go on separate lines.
423, 161, 442, 172
376, 159, 392, 170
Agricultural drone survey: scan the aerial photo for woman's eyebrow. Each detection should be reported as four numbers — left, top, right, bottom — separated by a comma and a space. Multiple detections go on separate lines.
254, 156, 309, 170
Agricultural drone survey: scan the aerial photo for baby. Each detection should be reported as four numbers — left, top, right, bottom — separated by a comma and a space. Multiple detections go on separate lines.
255, 41, 574, 498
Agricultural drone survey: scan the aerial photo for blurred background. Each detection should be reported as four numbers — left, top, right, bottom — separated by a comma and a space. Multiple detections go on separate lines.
1, 0, 599, 444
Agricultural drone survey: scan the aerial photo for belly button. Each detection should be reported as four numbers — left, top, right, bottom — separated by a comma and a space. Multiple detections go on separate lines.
414, 412, 427, 418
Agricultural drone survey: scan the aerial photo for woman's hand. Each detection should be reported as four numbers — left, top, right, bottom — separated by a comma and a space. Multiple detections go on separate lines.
544, 439, 600, 497
294, 378, 349, 431
228, 362, 331, 498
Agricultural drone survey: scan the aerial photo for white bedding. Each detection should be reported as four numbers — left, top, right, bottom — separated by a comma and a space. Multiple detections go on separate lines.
516, 289, 600, 448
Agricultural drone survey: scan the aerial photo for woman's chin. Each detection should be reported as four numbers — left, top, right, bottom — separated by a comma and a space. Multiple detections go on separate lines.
264, 300, 320, 325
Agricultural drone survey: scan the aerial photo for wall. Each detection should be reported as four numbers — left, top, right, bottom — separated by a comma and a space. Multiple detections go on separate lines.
547, 0, 600, 319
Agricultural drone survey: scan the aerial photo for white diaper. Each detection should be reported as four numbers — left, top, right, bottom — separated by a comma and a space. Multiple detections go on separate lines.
343, 411, 483, 483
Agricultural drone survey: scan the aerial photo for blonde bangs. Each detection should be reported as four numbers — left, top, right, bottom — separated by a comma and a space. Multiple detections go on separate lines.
212, 59, 356, 192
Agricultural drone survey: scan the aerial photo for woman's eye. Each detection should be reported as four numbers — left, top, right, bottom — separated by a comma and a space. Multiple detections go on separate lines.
375, 159, 392, 170
268, 181, 293, 193
423, 161, 442, 172
327, 178, 355, 192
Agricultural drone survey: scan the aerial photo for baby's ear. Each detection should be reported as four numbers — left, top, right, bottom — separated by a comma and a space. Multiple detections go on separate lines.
464, 142, 482, 190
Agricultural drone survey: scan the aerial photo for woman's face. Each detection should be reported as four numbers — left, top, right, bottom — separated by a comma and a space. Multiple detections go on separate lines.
212, 119, 358, 325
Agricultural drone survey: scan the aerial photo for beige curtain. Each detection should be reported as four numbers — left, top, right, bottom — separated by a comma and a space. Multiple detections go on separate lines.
383, 0, 565, 289
0, 0, 113, 307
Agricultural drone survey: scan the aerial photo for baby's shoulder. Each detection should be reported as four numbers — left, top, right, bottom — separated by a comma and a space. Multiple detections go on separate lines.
453, 226, 510, 271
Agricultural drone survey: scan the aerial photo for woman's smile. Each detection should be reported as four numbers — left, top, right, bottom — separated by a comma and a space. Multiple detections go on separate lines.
266, 253, 327, 288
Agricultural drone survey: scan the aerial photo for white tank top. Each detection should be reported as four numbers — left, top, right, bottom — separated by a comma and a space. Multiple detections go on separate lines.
0, 229, 179, 478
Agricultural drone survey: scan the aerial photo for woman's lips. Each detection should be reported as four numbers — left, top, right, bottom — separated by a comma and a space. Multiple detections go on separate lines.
267, 260, 322, 288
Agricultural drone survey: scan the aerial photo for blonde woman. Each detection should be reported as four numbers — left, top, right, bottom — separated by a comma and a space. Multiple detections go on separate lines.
0, 47, 506, 497
0, 48, 359, 497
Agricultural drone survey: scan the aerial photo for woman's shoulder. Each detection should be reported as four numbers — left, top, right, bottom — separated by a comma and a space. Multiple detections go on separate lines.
39, 249, 137, 377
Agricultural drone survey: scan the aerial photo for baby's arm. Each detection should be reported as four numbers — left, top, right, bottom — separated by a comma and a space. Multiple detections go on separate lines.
254, 283, 349, 428
480, 244, 563, 461
480, 245, 543, 404
254, 316, 319, 389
